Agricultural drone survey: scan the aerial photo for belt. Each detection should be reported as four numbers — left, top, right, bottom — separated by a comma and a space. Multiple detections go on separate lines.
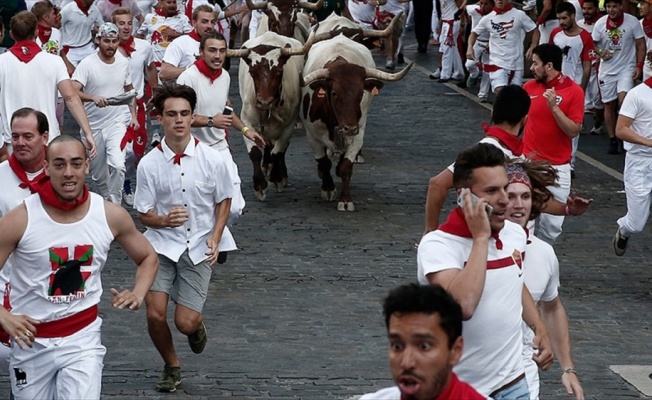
66, 39, 92, 49
35, 305, 98, 338
489, 373, 525, 398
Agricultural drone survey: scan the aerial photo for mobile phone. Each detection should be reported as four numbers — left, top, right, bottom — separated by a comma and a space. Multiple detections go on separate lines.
223, 105, 233, 116
457, 188, 493, 218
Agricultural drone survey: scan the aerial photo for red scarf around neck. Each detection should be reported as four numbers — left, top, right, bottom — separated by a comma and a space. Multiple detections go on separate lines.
157, 137, 199, 165
37, 24, 52, 45
643, 16, 652, 39
108, 0, 122, 5
493, 3, 513, 14
189, 29, 201, 42
119, 35, 136, 57
482, 122, 522, 156
544, 72, 573, 90
38, 181, 89, 211
74, 0, 90, 15
438, 208, 503, 249
9, 41, 42, 63
8, 152, 48, 193
195, 58, 222, 83
644, 77, 652, 89
606, 12, 624, 30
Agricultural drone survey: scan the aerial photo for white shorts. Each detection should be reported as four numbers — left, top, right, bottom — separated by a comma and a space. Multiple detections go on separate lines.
598, 72, 633, 103
10, 317, 106, 400
489, 69, 524, 92
585, 69, 603, 110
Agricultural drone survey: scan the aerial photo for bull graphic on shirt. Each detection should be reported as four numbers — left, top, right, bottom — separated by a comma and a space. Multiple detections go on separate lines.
561, 45, 571, 58
47, 245, 93, 303
607, 28, 623, 50
13, 368, 27, 386
490, 18, 515, 39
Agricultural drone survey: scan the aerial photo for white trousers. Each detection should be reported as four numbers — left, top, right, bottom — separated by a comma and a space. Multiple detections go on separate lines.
10, 318, 106, 400
438, 20, 464, 80
85, 122, 127, 204
571, 135, 579, 170
466, 40, 491, 98
537, 163, 571, 244
538, 20, 559, 44
618, 153, 652, 236
66, 42, 95, 67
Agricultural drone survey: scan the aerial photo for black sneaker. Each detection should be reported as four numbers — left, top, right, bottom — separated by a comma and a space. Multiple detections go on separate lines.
608, 137, 619, 154
612, 228, 629, 256
417, 43, 427, 53
397, 53, 404, 64
155, 364, 181, 392
188, 321, 208, 354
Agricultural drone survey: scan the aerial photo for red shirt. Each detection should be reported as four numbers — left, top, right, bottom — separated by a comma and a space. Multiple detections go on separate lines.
522, 73, 585, 165
436, 373, 486, 400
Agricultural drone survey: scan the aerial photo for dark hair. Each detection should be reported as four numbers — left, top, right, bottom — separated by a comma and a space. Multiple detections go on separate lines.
31, 1, 55, 21
556, 1, 576, 15
11, 107, 49, 134
532, 43, 563, 72
10, 11, 37, 41
152, 84, 197, 114
582, 0, 599, 7
453, 143, 507, 189
192, 4, 214, 21
507, 159, 558, 220
199, 30, 226, 50
492, 85, 530, 126
383, 283, 462, 348
47, 134, 87, 160
603, 0, 621, 5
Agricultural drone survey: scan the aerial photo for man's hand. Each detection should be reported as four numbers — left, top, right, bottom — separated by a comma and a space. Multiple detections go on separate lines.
601, 50, 613, 61
532, 330, 554, 370
213, 113, 234, 129
0, 314, 39, 350
244, 129, 266, 148
466, 51, 475, 61
161, 27, 180, 39
165, 206, 189, 228
526, 47, 535, 60
205, 237, 220, 266
561, 371, 584, 400
566, 196, 592, 216
83, 133, 97, 160
110, 288, 143, 310
93, 96, 109, 107
460, 189, 491, 240
129, 117, 140, 131
543, 87, 558, 110
633, 67, 641, 80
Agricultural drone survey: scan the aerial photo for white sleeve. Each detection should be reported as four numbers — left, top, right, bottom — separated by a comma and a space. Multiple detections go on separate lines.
417, 232, 465, 284
521, 10, 537, 33
145, 43, 155, 66
181, 15, 193, 33
162, 40, 183, 66
137, 14, 151, 36
212, 151, 235, 204
71, 59, 90, 88
53, 56, 70, 85
131, 0, 142, 16
176, 69, 192, 86
591, 20, 602, 42
473, 15, 488, 36
134, 158, 158, 213
540, 246, 559, 302
618, 89, 639, 119
632, 18, 645, 40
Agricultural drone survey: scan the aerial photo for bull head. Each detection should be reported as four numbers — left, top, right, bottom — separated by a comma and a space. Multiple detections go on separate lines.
246, 0, 323, 38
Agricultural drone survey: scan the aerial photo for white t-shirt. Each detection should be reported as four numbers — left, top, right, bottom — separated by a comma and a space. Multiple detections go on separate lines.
96, 0, 142, 22
550, 28, 595, 84
177, 65, 230, 147
72, 52, 132, 131
162, 33, 200, 71
466, 5, 490, 41
567, 0, 582, 18
123, 37, 155, 98
348, 0, 376, 26
474, 8, 537, 70
36, 28, 62, 55
60, 2, 104, 47
440, 0, 458, 20
136, 0, 158, 17
417, 219, 527, 396
379, 0, 404, 17
0, 51, 68, 142
641, 21, 652, 79
618, 82, 652, 156
592, 13, 644, 76
137, 12, 193, 62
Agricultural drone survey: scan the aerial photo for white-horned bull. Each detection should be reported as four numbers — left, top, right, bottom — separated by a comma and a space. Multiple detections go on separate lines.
227, 31, 322, 201
247, 0, 322, 41
300, 35, 413, 211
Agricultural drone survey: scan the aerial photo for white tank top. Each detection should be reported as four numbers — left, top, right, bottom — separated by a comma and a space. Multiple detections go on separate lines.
10, 193, 114, 322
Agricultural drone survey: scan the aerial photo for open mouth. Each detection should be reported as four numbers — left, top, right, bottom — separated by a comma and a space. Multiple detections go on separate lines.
398, 376, 421, 396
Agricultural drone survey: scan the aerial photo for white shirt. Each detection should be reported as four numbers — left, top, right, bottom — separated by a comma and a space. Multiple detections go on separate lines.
440, 0, 458, 20
417, 219, 526, 396
474, 8, 537, 70
137, 12, 193, 62
60, 1, 104, 47
123, 37, 155, 98
36, 27, 62, 55
592, 13, 644, 76
641, 20, 652, 79
96, 0, 142, 22
136, 0, 158, 17
162, 33, 200, 71
348, 0, 376, 25
72, 52, 132, 131
177, 65, 230, 147
379, 0, 404, 16
550, 28, 595, 84
0, 51, 68, 142
134, 138, 236, 264
619, 82, 652, 156
466, 5, 490, 41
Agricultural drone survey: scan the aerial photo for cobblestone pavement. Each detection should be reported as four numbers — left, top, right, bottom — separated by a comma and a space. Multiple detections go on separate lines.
4, 31, 651, 399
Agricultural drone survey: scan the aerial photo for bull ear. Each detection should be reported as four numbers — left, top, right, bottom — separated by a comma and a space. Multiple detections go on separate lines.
308, 79, 329, 94
364, 79, 384, 94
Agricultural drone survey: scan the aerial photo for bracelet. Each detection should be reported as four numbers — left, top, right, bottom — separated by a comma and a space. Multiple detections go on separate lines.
241, 126, 249, 135
565, 204, 571, 216
561, 368, 577, 375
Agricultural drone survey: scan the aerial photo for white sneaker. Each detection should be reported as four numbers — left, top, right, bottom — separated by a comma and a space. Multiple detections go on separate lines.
429, 68, 441, 80
478, 94, 488, 103
385, 58, 396, 71
123, 191, 134, 207
151, 131, 161, 147
523, 0, 536, 10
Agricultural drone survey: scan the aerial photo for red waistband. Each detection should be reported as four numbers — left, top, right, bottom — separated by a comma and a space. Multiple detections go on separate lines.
35, 305, 98, 338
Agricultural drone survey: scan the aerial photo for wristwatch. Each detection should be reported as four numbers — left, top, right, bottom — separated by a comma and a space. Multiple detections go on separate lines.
207, 116, 214, 128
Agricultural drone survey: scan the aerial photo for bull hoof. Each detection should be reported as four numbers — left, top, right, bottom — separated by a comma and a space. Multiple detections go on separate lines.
337, 201, 355, 211
255, 188, 267, 201
354, 154, 365, 164
274, 181, 285, 193
321, 189, 337, 201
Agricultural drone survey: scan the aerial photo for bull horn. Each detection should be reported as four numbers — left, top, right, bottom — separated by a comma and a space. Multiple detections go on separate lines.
298, 0, 324, 11
279, 29, 326, 56
362, 10, 403, 38
245, 0, 268, 10
226, 47, 251, 58
302, 68, 330, 86
364, 60, 414, 81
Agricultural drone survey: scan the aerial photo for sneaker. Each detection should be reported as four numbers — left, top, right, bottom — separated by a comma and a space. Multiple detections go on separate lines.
456, 79, 467, 88
523, 0, 536, 10
418, 43, 428, 53
151, 131, 161, 148
155, 364, 181, 392
467, 75, 479, 88
478, 94, 489, 103
437, 78, 449, 83
385, 58, 396, 71
123, 191, 134, 207
612, 227, 629, 256
188, 321, 207, 354
608, 137, 619, 154
590, 124, 606, 135
429, 68, 441, 80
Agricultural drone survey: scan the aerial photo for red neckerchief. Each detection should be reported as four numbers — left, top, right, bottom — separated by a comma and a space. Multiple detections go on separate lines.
644, 77, 652, 89
119, 35, 136, 57
185, 0, 193, 20
438, 207, 503, 250
157, 137, 200, 164
37, 24, 52, 44
544, 72, 574, 90
8, 152, 48, 193
74, 0, 90, 15
9, 41, 42, 63
606, 12, 624, 30
493, 3, 513, 14
195, 58, 222, 83
482, 122, 522, 156
108, 0, 122, 4
581, 12, 602, 26
643, 15, 652, 39
189, 29, 201, 42
38, 180, 89, 211
155, 7, 177, 17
